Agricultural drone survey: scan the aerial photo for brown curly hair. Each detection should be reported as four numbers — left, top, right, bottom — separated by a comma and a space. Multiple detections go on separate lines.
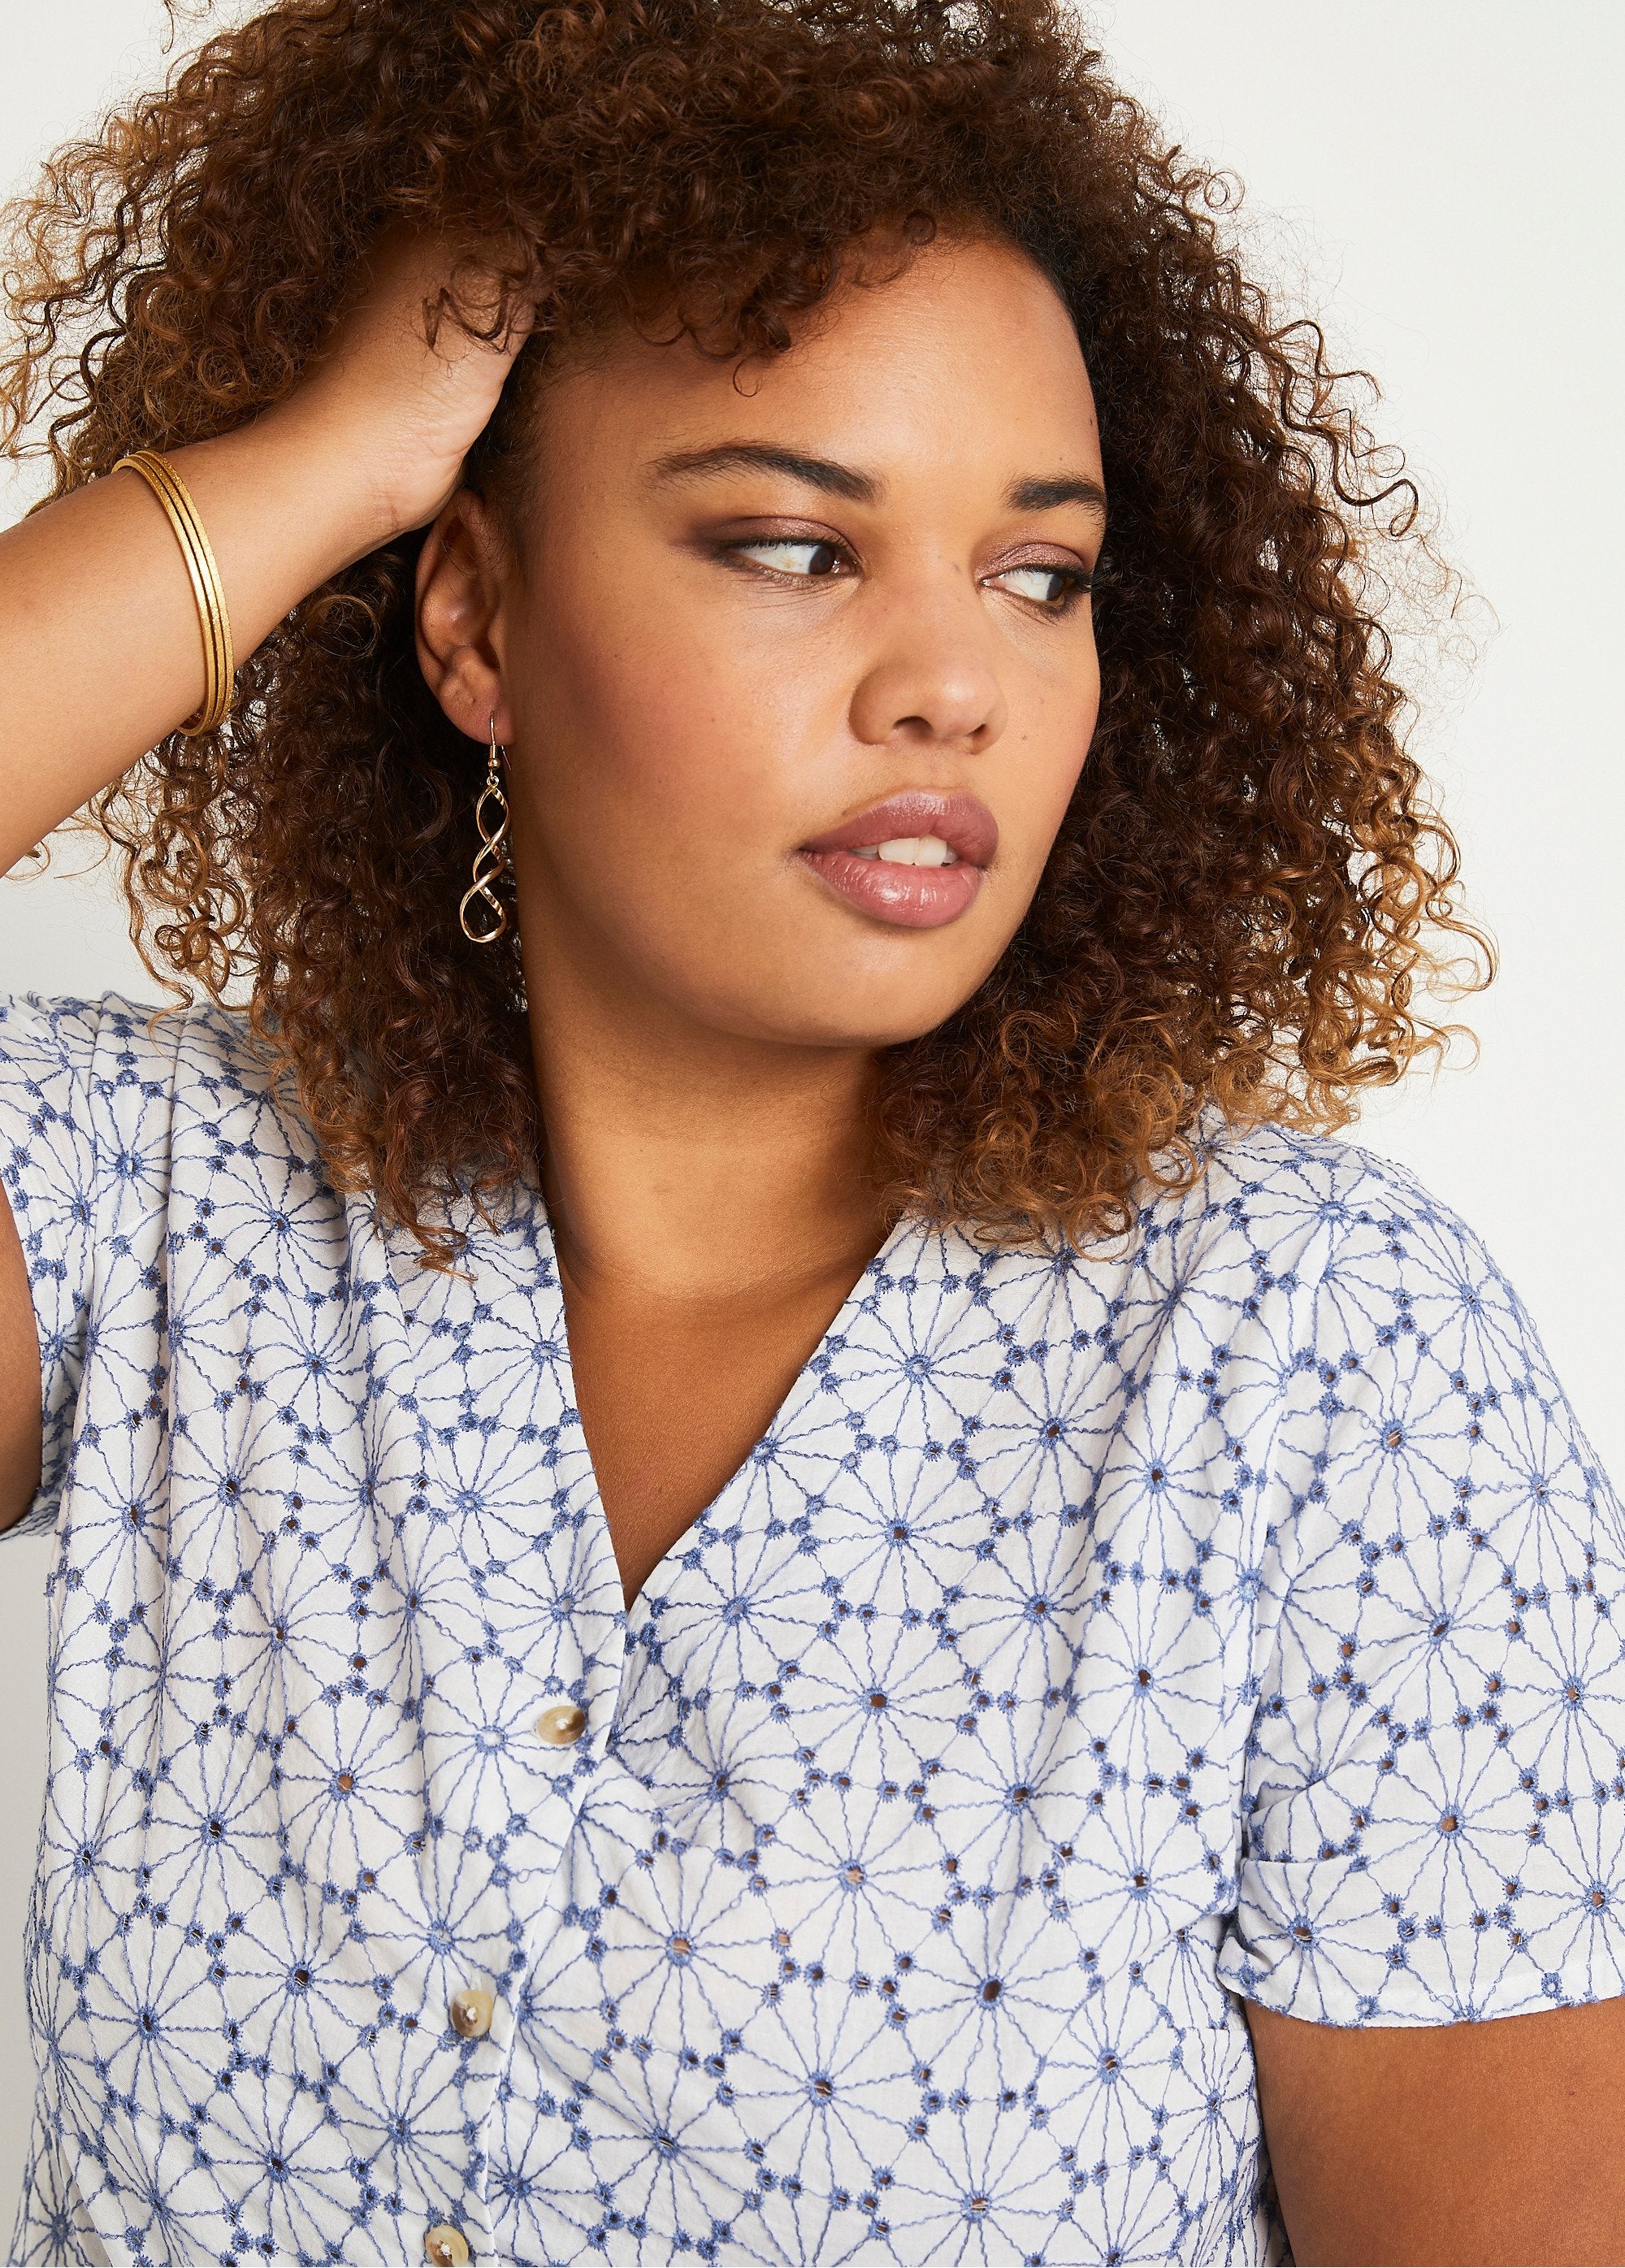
1, 0, 1488, 1258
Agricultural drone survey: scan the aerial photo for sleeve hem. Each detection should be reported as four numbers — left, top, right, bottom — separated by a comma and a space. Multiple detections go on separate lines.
1218, 1945, 1625, 2028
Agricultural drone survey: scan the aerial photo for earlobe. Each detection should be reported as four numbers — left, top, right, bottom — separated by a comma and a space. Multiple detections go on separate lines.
414, 490, 512, 744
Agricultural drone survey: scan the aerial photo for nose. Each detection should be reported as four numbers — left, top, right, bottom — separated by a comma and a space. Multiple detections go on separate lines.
847, 578, 1008, 753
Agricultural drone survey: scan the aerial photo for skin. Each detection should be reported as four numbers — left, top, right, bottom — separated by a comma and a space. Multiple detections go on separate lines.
1, 224, 1623, 2264
1248, 1995, 1625, 2262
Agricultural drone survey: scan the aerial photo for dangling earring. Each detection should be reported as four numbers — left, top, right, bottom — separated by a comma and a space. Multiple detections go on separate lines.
459, 714, 510, 944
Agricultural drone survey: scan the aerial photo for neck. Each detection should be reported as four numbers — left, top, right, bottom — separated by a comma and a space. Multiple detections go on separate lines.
521, 938, 895, 1312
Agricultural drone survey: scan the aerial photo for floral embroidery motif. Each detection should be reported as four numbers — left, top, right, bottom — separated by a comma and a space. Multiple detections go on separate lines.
1, 992, 1620, 2267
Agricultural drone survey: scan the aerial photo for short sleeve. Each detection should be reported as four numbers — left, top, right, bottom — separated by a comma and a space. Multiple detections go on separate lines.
1217, 1169, 1625, 2027
0, 994, 172, 1537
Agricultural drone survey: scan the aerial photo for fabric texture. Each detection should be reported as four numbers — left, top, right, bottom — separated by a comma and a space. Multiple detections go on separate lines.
0, 989, 1621, 2268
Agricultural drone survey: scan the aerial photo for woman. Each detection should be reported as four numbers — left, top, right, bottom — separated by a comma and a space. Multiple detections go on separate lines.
0, 0, 1620, 2261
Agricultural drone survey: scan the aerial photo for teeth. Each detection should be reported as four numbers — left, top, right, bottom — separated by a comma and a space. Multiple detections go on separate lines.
850, 835, 959, 866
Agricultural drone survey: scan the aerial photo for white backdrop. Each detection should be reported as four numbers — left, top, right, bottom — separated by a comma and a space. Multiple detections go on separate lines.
2, 0, 1622, 2229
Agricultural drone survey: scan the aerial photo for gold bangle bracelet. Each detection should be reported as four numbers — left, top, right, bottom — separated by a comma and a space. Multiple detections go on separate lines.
114, 449, 236, 737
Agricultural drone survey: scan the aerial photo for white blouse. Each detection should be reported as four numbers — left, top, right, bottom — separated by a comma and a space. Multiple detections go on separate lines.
1, 991, 1621, 2267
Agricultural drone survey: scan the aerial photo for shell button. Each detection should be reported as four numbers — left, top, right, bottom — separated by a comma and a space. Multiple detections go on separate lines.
448, 1986, 493, 2040
424, 2226, 470, 2266
533, 1702, 587, 1746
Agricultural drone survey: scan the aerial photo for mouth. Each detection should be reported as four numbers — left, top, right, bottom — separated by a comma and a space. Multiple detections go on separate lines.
797, 790, 998, 930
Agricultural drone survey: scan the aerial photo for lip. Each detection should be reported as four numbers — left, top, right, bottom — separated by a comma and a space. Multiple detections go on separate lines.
796, 789, 997, 931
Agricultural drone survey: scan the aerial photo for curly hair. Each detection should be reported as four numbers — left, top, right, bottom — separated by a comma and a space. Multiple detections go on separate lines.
0, 0, 1488, 1258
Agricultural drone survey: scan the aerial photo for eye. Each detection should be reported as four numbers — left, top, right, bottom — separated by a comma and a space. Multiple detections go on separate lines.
990, 563, 1094, 607
730, 537, 848, 579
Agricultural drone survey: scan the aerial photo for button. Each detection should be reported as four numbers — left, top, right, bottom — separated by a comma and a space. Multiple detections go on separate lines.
424, 2227, 469, 2266
533, 1702, 587, 1745
448, 1986, 493, 2040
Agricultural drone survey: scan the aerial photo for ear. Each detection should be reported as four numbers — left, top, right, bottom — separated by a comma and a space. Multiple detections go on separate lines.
414, 489, 515, 743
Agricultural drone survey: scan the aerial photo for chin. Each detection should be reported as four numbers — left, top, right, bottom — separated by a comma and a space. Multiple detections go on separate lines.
671, 917, 1005, 1051
743, 986, 983, 1052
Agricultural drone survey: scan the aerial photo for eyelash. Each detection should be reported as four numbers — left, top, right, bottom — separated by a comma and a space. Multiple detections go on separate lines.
719, 536, 1100, 614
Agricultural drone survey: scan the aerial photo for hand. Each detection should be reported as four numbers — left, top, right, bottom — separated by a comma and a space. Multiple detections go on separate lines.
273, 228, 533, 553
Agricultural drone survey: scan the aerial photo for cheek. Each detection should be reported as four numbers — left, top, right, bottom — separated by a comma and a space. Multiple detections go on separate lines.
515, 581, 830, 867
1004, 653, 1101, 870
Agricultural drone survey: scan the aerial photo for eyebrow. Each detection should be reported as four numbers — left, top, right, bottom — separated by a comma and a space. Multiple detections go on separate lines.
1008, 473, 1108, 522
648, 440, 1107, 522
648, 441, 878, 502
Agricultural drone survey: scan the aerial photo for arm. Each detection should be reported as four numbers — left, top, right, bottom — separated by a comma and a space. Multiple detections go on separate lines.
0, 231, 526, 1528
0, 1182, 37, 1529
1248, 1995, 1625, 2264
0, 233, 522, 874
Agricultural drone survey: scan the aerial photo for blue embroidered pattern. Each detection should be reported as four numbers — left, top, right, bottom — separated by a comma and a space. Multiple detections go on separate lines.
1, 991, 1621, 2268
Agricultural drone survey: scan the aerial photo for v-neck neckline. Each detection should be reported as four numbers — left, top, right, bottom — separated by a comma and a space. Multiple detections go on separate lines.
534, 1197, 930, 1617
376, 1175, 939, 1621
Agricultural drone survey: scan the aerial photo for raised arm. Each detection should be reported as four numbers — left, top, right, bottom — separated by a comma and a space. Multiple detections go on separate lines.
0, 232, 526, 1529
0, 234, 522, 871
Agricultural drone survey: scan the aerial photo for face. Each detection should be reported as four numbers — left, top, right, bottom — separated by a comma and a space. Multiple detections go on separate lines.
419, 233, 1104, 1053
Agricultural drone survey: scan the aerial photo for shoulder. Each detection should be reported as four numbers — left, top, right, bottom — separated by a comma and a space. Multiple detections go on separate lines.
1153, 1115, 1517, 1320
910, 1119, 1530, 1460
0, 991, 320, 1186
1, 989, 262, 1087
952, 1114, 1513, 1324
1200, 1121, 1616, 1529
1151, 1118, 1577, 1428
1179, 1111, 1463, 1232
999, 1115, 1576, 1461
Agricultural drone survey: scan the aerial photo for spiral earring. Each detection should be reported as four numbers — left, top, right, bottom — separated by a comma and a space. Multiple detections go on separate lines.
459, 716, 511, 944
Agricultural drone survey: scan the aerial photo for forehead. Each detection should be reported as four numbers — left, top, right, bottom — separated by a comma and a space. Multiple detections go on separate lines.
534, 235, 1101, 492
